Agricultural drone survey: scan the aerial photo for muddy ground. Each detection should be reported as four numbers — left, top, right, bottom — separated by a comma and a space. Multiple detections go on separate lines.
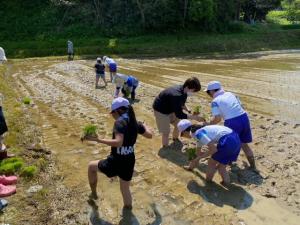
1, 51, 299, 225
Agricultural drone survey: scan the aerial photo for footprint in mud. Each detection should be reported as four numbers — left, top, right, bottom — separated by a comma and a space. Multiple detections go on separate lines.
187, 180, 253, 210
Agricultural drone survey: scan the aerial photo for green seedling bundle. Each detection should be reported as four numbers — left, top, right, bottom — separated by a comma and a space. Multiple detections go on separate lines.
81, 124, 98, 142
186, 148, 197, 161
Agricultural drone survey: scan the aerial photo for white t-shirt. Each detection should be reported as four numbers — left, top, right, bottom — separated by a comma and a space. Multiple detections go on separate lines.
192, 125, 232, 147
105, 57, 116, 65
114, 73, 128, 88
211, 91, 245, 120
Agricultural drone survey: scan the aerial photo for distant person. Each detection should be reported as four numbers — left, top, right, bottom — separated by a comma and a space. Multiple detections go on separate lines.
204, 81, 256, 169
67, 40, 74, 61
113, 73, 129, 98
103, 56, 117, 82
0, 47, 7, 63
153, 77, 205, 147
0, 95, 14, 160
178, 120, 241, 186
94, 57, 106, 88
84, 97, 153, 209
121, 75, 139, 101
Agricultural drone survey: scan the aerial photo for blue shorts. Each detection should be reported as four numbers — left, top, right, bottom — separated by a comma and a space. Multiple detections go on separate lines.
109, 63, 117, 73
224, 113, 252, 143
212, 132, 241, 165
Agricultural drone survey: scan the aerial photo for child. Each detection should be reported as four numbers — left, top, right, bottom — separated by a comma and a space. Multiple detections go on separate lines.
85, 97, 152, 209
94, 57, 106, 88
177, 119, 241, 186
113, 73, 128, 98
103, 56, 117, 82
204, 81, 255, 169
121, 75, 139, 101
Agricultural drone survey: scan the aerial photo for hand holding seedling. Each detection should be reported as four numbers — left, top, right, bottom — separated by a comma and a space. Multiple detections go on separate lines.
81, 124, 98, 142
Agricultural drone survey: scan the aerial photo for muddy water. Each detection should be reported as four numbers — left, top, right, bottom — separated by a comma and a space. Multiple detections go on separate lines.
10, 51, 300, 225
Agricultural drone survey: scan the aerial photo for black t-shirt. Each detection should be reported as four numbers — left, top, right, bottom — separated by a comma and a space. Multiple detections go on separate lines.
95, 63, 105, 74
153, 85, 188, 119
111, 113, 145, 157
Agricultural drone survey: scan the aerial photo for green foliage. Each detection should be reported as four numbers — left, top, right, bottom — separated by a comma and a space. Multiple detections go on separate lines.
82, 124, 97, 136
20, 165, 38, 178
186, 148, 197, 161
193, 106, 201, 114
0, 157, 24, 175
23, 97, 31, 105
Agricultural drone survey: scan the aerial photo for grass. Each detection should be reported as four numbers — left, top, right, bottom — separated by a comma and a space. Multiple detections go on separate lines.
0, 157, 24, 175
20, 165, 38, 178
1, 26, 300, 59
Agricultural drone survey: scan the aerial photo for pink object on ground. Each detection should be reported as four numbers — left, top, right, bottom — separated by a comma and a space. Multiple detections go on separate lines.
0, 184, 16, 197
0, 175, 17, 185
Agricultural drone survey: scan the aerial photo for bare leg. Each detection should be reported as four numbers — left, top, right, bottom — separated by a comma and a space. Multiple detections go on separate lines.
162, 132, 170, 147
120, 178, 132, 209
95, 76, 100, 88
171, 115, 180, 140
217, 163, 230, 185
241, 143, 256, 169
101, 77, 107, 87
88, 160, 99, 199
114, 87, 121, 98
206, 158, 218, 182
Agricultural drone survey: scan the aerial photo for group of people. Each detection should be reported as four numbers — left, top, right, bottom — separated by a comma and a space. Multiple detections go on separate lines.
82, 75, 256, 210
94, 56, 139, 101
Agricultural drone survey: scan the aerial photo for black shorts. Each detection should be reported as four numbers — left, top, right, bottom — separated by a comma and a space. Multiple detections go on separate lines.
98, 155, 135, 181
0, 107, 8, 135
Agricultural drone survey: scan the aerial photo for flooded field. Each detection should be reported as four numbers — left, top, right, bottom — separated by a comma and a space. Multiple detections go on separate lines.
2, 51, 300, 225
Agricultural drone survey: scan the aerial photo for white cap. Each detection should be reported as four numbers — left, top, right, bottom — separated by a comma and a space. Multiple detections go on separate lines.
96, 57, 101, 61
111, 97, 130, 112
177, 119, 192, 133
204, 81, 221, 91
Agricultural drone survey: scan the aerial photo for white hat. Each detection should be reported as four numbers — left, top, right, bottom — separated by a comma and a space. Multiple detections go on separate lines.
177, 119, 192, 133
96, 57, 101, 61
204, 81, 221, 92
111, 97, 130, 112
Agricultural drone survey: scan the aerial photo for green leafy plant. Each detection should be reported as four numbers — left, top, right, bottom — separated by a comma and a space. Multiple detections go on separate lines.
186, 148, 197, 161
23, 97, 31, 105
20, 165, 38, 178
0, 157, 24, 175
81, 124, 98, 141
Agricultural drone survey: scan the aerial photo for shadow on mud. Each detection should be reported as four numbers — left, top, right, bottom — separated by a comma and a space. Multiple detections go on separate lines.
89, 202, 162, 225
187, 178, 253, 210
158, 141, 263, 186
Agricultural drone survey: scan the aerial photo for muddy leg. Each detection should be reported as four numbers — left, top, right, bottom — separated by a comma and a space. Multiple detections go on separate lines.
88, 160, 99, 199
206, 158, 218, 182
217, 163, 230, 185
120, 179, 132, 209
241, 143, 256, 169
162, 133, 170, 147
